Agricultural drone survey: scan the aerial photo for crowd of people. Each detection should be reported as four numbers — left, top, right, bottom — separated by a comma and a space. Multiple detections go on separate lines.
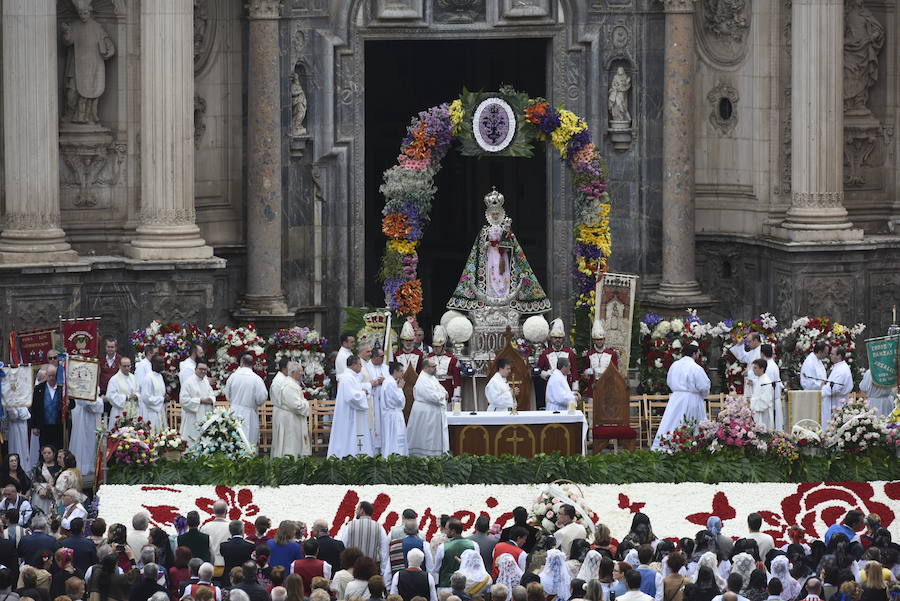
0, 497, 894, 601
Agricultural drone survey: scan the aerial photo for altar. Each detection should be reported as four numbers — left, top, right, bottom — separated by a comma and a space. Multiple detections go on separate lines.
446, 411, 587, 457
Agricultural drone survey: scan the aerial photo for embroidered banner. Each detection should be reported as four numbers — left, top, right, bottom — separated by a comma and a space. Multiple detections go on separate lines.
13, 328, 57, 365
62, 318, 100, 359
866, 335, 899, 388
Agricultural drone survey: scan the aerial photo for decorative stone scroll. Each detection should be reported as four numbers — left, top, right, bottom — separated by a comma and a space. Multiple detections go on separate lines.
695, 0, 751, 67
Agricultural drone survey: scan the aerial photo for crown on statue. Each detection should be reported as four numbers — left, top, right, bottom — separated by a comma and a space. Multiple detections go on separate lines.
484, 187, 505, 210
363, 311, 389, 333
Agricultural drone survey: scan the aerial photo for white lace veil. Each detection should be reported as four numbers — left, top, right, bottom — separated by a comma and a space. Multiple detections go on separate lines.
496, 553, 524, 601
540, 549, 573, 601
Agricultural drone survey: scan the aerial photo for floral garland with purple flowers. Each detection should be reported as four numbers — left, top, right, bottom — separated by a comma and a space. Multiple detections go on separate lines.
379, 87, 612, 316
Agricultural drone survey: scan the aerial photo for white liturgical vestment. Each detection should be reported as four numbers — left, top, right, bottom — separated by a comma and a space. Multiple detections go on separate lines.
822, 361, 853, 424
223, 367, 268, 446
380, 376, 408, 457
328, 371, 373, 458
651, 356, 710, 450
860, 369, 895, 416
545, 370, 576, 413
765, 358, 784, 431
106, 370, 137, 427
180, 373, 215, 443
800, 352, 827, 391
729, 343, 761, 389
271, 377, 311, 457
748, 373, 774, 430
139, 371, 167, 430
407, 372, 448, 456
485, 372, 515, 412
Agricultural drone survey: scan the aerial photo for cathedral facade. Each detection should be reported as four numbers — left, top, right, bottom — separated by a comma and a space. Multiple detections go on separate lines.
0, 0, 897, 341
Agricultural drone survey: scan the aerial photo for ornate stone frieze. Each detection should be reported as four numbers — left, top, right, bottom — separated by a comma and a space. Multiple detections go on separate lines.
843, 118, 885, 188
139, 207, 197, 225
60, 140, 126, 208
434, 0, 486, 23
246, 0, 282, 19
660, 0, 695, 14
801, 276, 852, 323
695, 0, 750, 67
500, 0, 550, 19
790, 191, 845, 208
374, 0, 424, 20
4, 212, 61, 231
707, 82, 738, 135
194, 0, 217, 75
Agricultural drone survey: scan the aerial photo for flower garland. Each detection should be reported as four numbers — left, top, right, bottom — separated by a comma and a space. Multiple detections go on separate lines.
209, 324, 268, 386
719, 313, 779, 396
379, 89, 611, 316
777, 317, 866, 389
268, 327, 329, 400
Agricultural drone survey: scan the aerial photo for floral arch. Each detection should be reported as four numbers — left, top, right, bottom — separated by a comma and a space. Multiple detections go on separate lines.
378, 87, 612, 318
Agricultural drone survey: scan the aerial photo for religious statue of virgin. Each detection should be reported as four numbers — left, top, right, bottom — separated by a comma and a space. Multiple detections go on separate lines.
447, 188, 550, 314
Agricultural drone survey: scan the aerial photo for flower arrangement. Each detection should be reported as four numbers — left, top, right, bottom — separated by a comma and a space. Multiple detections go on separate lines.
657, 420, 709, 454
698, 396, 768, 453
512, 337, 537, 358
130, 321, 207, 397
379, 88, 611, 317
153, 428, 187, 455
823, 397, 887, 453
186, 407, 254, 460
776, 317, 866, 389
769, 433, 799, 461
209, 324, 268, 386
719, 313, 779, 396
884, 423, 900, 452
105, 413, 157, 466
268, 327, 329, 400
528, 483, 598, 537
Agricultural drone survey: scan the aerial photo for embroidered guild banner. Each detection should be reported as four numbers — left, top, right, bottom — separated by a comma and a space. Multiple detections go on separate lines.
62, 318, 100, 359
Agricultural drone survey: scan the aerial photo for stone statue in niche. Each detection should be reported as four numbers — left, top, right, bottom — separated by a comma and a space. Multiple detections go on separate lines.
61, 0, 116, 126
608, 67, 631, 125
291, 72, 308, 137
843, 0, 884, 116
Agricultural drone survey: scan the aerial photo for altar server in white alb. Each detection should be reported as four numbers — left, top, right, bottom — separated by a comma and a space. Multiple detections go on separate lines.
106, 356, 138, 426
224, 353, 268, 447
860, 367, 895, 416
179, 344, 205, 387
269, 356, 290, 411
747, 359, 775, 430
380, 361, 408, 456
179, 360, 216, 444
335, 334, 355, 377
139, 354, 168, 430
652, 343, 710, 450
407, 357, 449, 456
822, 347, 854, 424
485, 357, 516, 412
271, 361, 311, 457
545, 357, 579, 412
328, 354, 374, 457
134, 343, 158, 389
800, 341, 829, 391
728, 331, 763, 391
364, 347, 391, 453
760, 344, 784, 430
69, 383, 104, 475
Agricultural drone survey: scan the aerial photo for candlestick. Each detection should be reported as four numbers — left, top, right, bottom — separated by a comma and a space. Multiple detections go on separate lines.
893, 304, 897, 324
452, 400, 461, 415
568, 400, 577, 414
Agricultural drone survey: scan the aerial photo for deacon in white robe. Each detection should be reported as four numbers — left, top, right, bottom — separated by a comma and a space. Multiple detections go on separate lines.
748, 361, 775, 430
139, 356, 168, 430
328, 356, 374, 457
2, 366, 34, 472
728, 333, 762, 390
764, 357, 785, 431
271, 362, 311, 457
407, 358, 449, 457
651, 345, 710, 450
134, 345, 158, 389
380, 362, 408, 456
545, 357, 579, 413
365, 350, 390, 453
106, 357, 138, 427
70, 395, 104, 475
800, 345, 828, 391
860, 369, 895, 416
178, 345, 206, 388
179, 362, 216, 444
223, 356, 269, 448
822, 348, 854, 424
485, 359, 516, 412
335, 335, 355, 377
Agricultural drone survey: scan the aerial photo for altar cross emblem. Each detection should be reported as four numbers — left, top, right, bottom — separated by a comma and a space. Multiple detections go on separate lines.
504, 430, 526, 454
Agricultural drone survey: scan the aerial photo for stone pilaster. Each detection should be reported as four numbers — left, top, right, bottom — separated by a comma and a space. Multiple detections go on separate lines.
774, 0, 862, 242
0, 0, 78, 264
648, 0, 712, 309
236, 0, 291, 317
126, 0, 213, 260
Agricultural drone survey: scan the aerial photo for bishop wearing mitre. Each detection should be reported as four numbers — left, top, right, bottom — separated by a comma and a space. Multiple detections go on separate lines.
396, 320, 425, 374
537, 319, 579, 385
428, 326, 462, 402
582, 320, 619, 396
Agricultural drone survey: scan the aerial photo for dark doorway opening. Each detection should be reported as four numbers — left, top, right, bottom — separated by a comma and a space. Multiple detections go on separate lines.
364, 38, 549, 331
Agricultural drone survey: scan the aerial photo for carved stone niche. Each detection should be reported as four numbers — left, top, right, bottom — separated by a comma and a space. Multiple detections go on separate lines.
843, 114, 885, 189
58, 128, 125, 210
695, 0, 751, 68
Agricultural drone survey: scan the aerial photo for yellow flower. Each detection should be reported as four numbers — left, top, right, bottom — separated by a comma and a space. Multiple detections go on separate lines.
449, 99, 464, 136
388, 239, 418, 255
576, 225, 612, 258
832, 322, 846, 336
551, 109, 587, 155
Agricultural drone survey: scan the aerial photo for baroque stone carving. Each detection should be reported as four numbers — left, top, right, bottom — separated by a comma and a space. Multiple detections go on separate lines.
790, 191, 845, 209
608, 67, 631, 124
194, 95, 207, 148
695, 0, 750, 67
843, 0, 884, 117
802, 276, 852, 323
843, 120, 884, 188
59, 136, 126, 208
5, 212, 62, 231
246, 0, 282, 19
194, 0, 217, 75
501, 0, 550, 19
435, 0, 486, 23
291, 71, 308, 137
375, 0, 424, 20
139, 207, 197, 226
61, 0, 116, 126
707, 82, 738, 135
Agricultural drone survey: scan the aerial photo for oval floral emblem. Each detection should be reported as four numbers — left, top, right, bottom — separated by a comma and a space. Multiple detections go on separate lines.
472, 98, 516, 153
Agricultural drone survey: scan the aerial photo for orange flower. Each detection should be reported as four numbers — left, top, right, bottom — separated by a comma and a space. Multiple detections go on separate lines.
382, 214, 411, 239
524, 101, 549, 125
396, 280, 423, 316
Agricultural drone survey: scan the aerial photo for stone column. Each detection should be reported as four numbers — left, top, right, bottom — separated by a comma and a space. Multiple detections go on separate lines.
238, 0, 290, 316
126, 0, 213, 260
0, 0, 78, 264
777, 0, 862, 241
652, 0, 710, 306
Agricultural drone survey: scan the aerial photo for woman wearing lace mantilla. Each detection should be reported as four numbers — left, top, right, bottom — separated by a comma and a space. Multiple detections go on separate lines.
31, 445, 61, 519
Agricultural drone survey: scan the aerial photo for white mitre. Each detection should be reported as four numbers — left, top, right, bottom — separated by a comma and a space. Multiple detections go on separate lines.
549, 318, 565, 338
591, 319, 606, 340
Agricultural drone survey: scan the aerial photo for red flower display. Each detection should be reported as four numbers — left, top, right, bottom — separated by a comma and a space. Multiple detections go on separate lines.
196, 485, 261, 534
618, 493, 646, 514
686, 491, 736, 527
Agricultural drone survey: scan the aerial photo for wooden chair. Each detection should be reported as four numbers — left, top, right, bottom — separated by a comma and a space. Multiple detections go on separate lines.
486, 334, 533, 411
310, 398, 336, 455
642, 394, 670, 447
591, 367, 637, 453
705, 393, 726, 418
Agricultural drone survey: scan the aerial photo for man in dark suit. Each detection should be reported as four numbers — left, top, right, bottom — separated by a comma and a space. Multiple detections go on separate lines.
220, 521, 255, 581
499, 506, 538, 553
0, 520, 20, 585
129, 563, 167, 601
59, 518, 98, 573
311, 519, 344, 574
29, 365, 68, 450
234, 562, 270, 601
177, 558, 204, 598
18, 515, 58, 568
177, 511, 212, 563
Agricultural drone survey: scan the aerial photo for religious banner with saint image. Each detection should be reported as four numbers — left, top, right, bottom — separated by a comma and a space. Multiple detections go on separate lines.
13, 328, 57, 365
594, 273, 638, 378
66, 356, 99, 402
62, 317, 100, 359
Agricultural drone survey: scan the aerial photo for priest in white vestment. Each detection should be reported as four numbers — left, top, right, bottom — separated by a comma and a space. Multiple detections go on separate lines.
407, 358, 449, 457
70, 390, 104, 475
380, 361, 408, 456
545, 357, 579, 413
335, 334, 355, 377
271, 362, 311, 457
748, 359, 775, 430
179, 344, 205, 387
728, 332, 762, 391
2, 366, 34, 471
180, 361, 216, 444
761, 344, 784, 431
106, 357, 138, 427
270, 356, 289, 412
139, 355, 167, 430
800, 342, 829, 391
485, 358, 516, 412
553, 504, 586, 557
651, 344, 711, 450
223, 354, 269, 448
822, 347, 854, 424
134, 344, 158, 390
328, 355, 374, 457
364, 348, 390, 453
860, 368, 895, 416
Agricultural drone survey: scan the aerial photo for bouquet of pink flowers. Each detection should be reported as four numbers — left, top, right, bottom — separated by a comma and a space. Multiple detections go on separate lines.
698, 396, 768, 453
528, 482, 598, 537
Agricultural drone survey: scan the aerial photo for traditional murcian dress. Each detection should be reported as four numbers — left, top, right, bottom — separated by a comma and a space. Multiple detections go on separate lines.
582, 346, 619, 396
